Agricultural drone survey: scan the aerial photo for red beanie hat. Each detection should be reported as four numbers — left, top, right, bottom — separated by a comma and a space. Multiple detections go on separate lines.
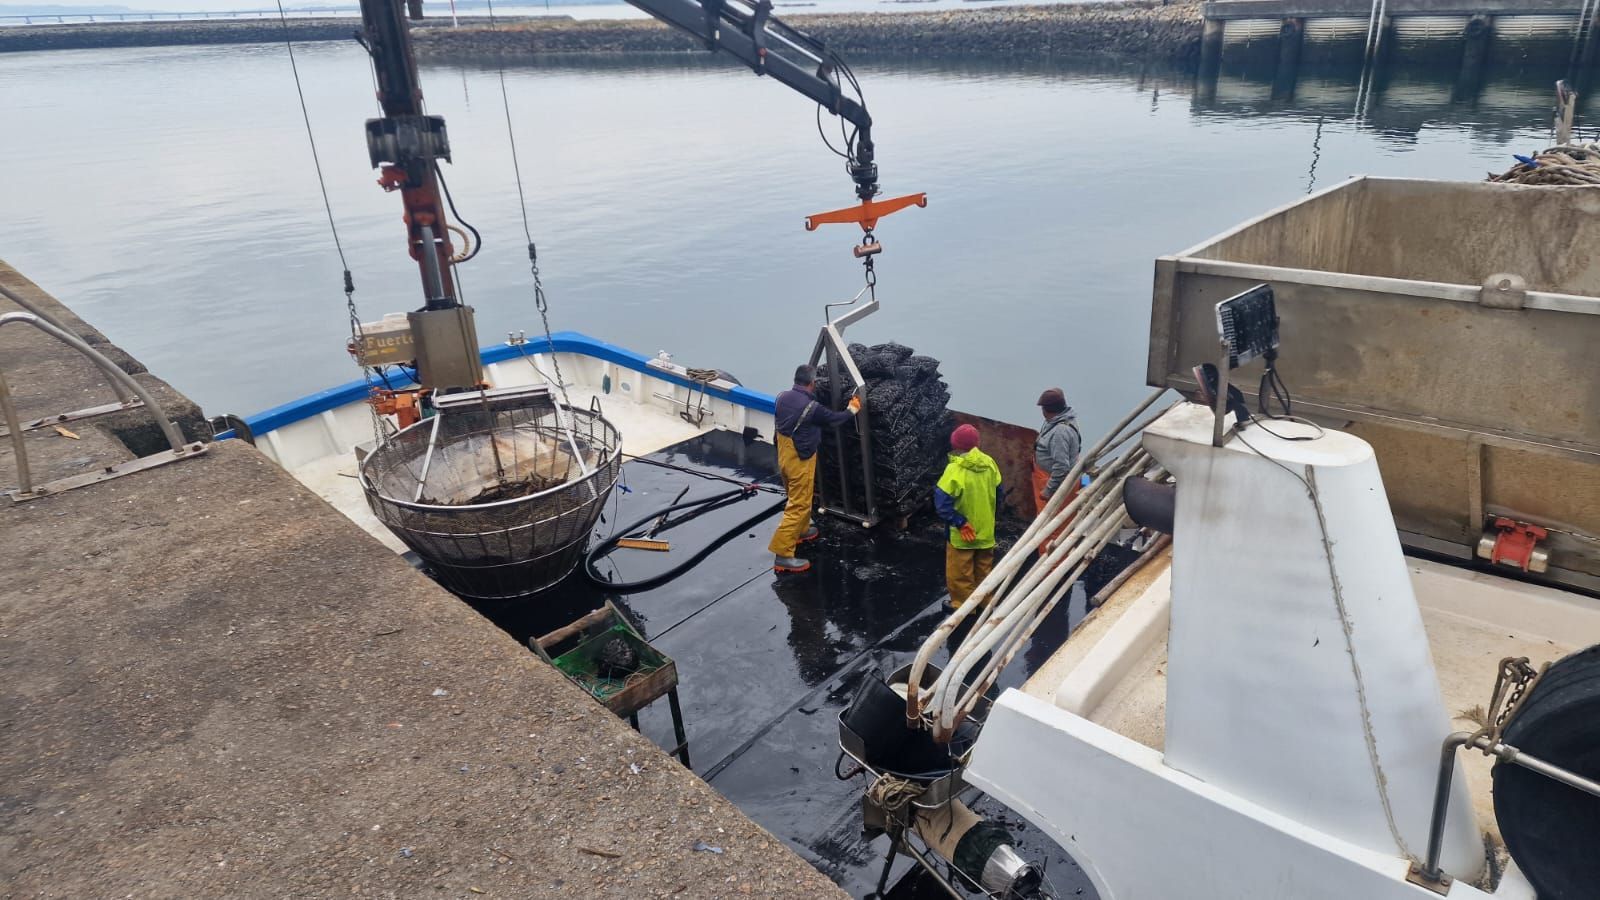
951, 424, 980, 453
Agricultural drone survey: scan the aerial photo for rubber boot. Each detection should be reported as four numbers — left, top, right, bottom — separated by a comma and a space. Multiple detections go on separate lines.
773, 555, 812, 573
798, 525, 820, 544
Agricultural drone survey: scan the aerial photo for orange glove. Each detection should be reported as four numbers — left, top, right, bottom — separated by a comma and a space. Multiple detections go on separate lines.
959, 523, 978, 544
847, 396, 862, 414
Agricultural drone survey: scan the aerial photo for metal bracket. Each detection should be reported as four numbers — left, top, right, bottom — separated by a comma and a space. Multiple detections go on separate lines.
1480, 273, 1527, 310
1404, 860, 1453, 895
9, 442, 209, 503
364, 114, 451, 169
0, 398, 144, 439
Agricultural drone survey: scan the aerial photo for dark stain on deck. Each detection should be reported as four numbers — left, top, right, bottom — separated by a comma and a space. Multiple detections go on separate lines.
456, 427, 1128, 897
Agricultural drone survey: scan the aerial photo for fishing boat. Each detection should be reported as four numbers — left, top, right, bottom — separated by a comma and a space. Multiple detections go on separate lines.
910, 177, 1600, 900
219, 331, 778, 561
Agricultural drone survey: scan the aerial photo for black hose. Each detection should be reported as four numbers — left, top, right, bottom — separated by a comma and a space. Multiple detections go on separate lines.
584, 486, 786, 592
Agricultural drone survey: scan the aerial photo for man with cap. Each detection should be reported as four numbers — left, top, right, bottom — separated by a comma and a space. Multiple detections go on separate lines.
769, 364, 861, 573
934, 423, 1004, 609
1034, 388, 1082, 516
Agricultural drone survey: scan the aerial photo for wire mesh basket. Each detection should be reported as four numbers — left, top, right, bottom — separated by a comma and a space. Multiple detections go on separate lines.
359, 390, 622, 599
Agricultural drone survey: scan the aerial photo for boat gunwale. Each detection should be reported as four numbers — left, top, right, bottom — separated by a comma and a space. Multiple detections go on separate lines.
219, 330, 779, 440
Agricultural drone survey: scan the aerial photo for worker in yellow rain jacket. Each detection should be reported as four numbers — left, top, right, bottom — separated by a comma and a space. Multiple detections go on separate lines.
934, 424, 1004, 609
768, 364, 860, 573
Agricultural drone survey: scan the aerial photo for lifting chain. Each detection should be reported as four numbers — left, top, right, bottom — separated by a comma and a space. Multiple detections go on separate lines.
860, 229, 878, 300
1479, 656, 1549, 749
342, 270, 389, 450
528, 242, 575, 412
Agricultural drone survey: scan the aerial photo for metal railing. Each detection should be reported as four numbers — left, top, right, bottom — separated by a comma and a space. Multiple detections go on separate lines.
0, 310, 203, 500
1410, 732, 1600, 893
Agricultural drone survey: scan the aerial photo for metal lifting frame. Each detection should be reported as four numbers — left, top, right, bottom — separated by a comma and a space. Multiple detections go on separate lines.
0, 311, 206, 501
810, 286, 878, 527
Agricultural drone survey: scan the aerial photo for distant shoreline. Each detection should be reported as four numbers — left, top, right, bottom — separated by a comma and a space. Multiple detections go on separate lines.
0, 1, 1204, 61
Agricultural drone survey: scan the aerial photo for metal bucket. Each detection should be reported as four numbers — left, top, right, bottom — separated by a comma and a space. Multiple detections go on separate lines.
359, 394, 622, 599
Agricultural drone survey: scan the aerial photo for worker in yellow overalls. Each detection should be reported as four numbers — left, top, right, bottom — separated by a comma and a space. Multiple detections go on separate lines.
934, 424, 1003, 609
768, 364, 860, 573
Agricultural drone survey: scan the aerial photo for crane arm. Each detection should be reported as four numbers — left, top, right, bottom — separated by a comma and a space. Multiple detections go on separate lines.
624, 0, 880, 201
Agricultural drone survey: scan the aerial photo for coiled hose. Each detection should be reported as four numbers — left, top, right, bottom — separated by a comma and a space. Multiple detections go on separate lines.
584, 485, 786, 592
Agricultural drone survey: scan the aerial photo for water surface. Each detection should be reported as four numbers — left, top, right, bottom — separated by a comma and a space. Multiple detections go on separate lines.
1, 43, 1585, 434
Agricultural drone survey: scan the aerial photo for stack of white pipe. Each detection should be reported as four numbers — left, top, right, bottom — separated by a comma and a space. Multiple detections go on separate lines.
906, 388, 1172, 742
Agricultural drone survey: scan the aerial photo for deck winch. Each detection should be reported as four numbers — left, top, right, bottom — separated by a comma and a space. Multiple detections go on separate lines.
839, 664, 1052, 899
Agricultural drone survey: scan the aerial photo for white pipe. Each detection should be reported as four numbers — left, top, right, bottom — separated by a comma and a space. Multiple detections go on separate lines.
928, 453, 1160, 733
927, 460, 1149, 735
924, 457, 1140, 720
933, 451, 1143, 684
905, 390, 1169, 722
942, 510, 1132, 732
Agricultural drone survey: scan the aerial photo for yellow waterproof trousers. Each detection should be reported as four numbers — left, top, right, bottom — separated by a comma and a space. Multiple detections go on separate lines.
768, 434, 816, 558
946, 545, 995, 609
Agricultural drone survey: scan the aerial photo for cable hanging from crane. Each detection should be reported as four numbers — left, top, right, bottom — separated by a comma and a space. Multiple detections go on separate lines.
483, 0, 576, 417
273, 0, 387, 449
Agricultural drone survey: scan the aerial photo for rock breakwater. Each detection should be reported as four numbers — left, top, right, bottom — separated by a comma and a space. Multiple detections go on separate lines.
0, 2, 1205, 63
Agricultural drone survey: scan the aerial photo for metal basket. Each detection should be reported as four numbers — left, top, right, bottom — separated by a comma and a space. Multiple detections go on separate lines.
359, 391, 622, 600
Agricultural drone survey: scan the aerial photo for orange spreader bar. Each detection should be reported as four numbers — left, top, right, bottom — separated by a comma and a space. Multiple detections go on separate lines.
804, 192, 928, 233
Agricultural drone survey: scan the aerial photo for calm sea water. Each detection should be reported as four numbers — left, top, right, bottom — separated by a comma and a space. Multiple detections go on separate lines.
0, 41, 1588, 434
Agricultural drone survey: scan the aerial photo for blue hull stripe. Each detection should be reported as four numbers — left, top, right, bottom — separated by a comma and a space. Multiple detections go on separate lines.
222, 331, 777, 440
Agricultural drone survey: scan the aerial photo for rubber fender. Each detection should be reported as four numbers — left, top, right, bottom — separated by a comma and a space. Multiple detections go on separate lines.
1492, 643, 1600, 899
1123, 477, 1175, 535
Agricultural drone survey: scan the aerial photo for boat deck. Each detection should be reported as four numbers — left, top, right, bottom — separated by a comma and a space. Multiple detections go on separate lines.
468, 428, 1130, 897
1024, 551, 1600, 848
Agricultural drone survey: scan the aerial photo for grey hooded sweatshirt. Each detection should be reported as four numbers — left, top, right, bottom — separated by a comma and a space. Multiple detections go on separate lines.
1034, 408, 1081, 498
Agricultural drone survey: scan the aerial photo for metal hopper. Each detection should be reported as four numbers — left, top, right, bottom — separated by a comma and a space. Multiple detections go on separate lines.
358, 386, 622, 599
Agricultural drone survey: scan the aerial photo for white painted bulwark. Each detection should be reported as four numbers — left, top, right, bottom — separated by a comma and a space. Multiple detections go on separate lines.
1142, 404, 1482, 880
966, 691, 1517, 900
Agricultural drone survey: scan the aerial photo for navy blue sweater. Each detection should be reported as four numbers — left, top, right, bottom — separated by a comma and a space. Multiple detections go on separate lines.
774, 385, 854, 460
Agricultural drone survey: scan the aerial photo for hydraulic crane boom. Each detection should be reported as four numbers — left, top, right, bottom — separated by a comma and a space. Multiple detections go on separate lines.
625, 0, 925, 249
627, 0, 878, 200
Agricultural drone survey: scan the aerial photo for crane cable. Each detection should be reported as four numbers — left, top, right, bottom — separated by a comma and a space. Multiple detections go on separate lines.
484, 0, 574, 415
273, 0, 386, 449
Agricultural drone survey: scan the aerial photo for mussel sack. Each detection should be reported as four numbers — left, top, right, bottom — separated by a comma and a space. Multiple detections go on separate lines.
815, 342, 954, 518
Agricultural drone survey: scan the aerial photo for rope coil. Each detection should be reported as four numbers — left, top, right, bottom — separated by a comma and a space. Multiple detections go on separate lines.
1489, 144, 1600, 186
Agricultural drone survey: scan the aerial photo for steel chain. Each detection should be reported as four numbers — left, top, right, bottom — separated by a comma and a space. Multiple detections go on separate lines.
1490, 658, 1541, 740
862, 230, 877, 297
341, 272, 391, 450
528, 242, 574, 411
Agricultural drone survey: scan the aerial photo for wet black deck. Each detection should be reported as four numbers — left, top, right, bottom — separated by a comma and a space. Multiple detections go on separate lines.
458, 430, 1120, 898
